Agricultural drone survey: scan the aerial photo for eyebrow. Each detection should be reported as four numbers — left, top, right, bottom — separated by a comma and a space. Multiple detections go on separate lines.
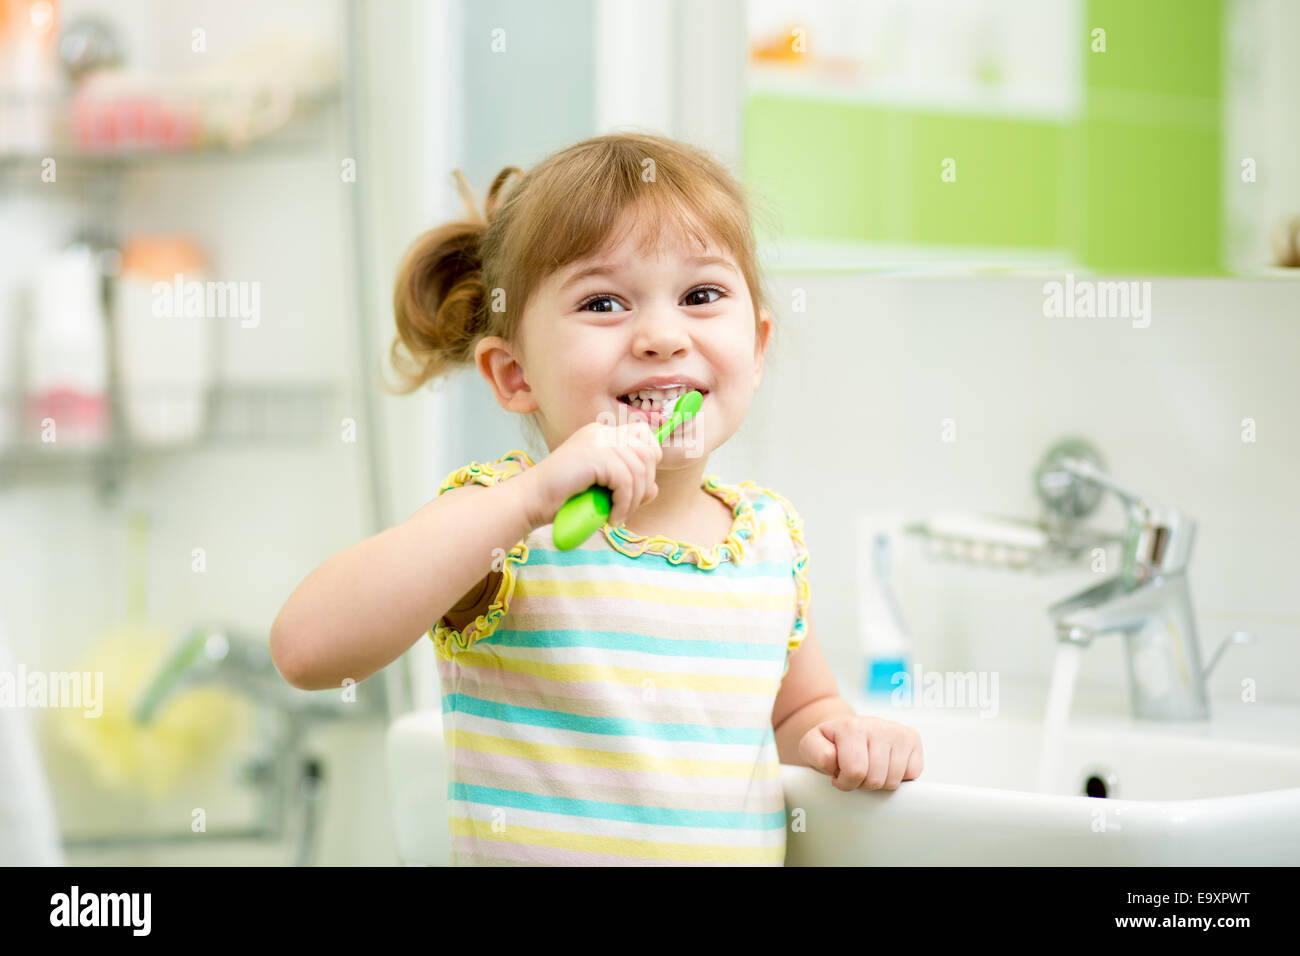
558, 255, 738, 293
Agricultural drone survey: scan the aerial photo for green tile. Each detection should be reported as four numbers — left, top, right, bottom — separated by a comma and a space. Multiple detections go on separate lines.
1085, 0, 1222, 99
910, 113, 1063, 248
745, 96, 1061, 248
741, 0, 1226, 273
1077, 0, 1225, 272
744, 96, 904, 242
1076, 119, 1222, 274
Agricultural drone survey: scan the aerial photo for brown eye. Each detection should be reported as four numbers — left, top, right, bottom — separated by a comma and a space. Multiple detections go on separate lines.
579, 295, 626, 313
684, 285, 725, 306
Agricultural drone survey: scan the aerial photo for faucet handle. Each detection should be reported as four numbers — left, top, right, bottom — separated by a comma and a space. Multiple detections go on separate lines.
1035, 438, 1108, 522
1055, 456, 1146, 512
1037, 439, 1196, 582
1202, 630, 1255, 680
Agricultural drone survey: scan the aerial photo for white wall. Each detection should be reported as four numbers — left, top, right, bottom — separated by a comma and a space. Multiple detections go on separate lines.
742, 272, 1300, 709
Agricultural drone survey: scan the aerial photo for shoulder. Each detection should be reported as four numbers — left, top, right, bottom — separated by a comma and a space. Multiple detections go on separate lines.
728, 480, 812, 660
737, 482, 806, 533
716, 478, 809, 564
437, 449, 536, 496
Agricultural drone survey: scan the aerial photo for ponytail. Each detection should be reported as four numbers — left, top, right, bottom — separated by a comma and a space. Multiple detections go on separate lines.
386, 167, 521, 394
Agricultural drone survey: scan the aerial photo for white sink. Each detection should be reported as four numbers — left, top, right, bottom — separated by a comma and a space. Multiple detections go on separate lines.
387, 684, 1300, 865
388, 707, 452, 866
785, 693, 1300, 865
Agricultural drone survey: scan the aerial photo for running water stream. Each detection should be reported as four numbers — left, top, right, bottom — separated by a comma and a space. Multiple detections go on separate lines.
1035, 642, 1085, 794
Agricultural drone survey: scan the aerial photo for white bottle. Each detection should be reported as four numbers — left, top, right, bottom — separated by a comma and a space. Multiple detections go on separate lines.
114, 237, 213, 445
25, 244, 110, 449
858, 513, 912, 699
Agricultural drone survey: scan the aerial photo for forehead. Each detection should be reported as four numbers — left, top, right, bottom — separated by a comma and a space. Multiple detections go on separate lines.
555, 217, 735, 288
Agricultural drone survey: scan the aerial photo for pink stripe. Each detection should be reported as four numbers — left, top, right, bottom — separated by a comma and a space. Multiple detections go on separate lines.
508, 595, 786, 627
449, 746, 784, 800
437, 661, 776, 709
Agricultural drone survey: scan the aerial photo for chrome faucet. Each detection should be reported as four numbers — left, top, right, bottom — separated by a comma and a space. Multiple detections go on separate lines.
1037, 441, 1253, 721
124, 626, 358, 865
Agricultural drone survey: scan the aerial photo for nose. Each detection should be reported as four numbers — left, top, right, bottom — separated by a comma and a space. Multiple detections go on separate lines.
631, 308, 690, 359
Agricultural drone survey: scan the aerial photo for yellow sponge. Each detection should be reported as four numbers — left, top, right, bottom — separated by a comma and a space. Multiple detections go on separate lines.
54, 627, 252, 801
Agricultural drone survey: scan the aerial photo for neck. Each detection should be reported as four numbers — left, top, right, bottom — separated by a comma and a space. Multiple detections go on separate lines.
622, 457, 712, 533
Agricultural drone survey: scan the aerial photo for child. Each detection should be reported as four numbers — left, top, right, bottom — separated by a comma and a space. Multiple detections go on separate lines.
272, 133, 923, 866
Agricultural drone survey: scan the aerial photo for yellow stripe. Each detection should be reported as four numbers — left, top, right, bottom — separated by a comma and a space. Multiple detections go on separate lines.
516, 577, 790, 611
448, 816, 785, 864
444, 649, 781, 695
444, 728, 782, 779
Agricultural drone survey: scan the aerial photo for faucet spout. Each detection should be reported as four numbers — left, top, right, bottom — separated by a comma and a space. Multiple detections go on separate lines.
1052, 571, 1211, 720
1039, 447, 1217, 720
1037, 440, 1258, 721
1050, 573, 1192, 642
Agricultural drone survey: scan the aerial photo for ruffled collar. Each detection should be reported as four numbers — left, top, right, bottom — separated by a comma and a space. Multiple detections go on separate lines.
599, 475, 756, 569
501, 449, 756, 569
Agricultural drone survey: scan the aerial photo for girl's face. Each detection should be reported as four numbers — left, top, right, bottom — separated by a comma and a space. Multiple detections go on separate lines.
480, 214, 771, 466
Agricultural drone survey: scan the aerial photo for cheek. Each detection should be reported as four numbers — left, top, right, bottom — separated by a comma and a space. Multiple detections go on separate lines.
709, 330, 756, 378
546, 340, 620, 404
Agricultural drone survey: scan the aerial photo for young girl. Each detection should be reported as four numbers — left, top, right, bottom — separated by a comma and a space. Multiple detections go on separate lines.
272, 132, 923, 866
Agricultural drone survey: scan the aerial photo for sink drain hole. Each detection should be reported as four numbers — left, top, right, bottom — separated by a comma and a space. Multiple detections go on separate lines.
1083, 775, 1109, 798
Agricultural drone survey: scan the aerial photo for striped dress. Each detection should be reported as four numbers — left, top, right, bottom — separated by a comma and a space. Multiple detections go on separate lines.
428, 450, 811, 866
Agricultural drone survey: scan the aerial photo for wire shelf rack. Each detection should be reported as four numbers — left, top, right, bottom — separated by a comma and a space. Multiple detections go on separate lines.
904, 513, 1124, 573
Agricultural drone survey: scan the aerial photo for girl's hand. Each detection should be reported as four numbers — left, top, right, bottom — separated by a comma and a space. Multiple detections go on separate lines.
517, 420, 663, 531
798, 714, 924, 791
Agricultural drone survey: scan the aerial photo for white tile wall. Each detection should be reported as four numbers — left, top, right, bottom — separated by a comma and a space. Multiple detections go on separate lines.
724, 273, 1300, 710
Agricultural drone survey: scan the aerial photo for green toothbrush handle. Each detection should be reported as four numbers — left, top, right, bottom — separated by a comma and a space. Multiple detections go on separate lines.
550, 390, 702, 550
552, 484, 613, 551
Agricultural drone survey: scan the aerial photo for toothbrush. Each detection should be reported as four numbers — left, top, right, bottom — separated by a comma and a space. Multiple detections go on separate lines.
551, 390, 704, 550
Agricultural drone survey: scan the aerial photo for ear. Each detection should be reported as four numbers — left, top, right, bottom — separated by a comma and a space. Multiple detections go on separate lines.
753, 308, 772, 388
475, 336, 537, 413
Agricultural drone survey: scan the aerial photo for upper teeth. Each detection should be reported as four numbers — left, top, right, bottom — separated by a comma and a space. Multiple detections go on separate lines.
622, 385, 689, 407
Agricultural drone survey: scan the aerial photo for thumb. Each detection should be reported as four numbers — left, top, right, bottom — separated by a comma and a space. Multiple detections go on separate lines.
798, 724, 838, 777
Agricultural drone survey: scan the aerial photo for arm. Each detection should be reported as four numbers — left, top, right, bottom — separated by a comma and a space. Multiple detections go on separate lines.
770, 608, 854, 766
270, 472, 540, 691
771, 608, 924, 789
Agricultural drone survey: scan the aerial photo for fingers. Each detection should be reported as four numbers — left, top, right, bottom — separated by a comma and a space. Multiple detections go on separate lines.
863, 738, 894, 791
630, 422, 662, 499
884, 743, 911, 789
613, 444, 645, 527
832, 726, 871, 792
606, 423, 660, 526
798, 725, 838, 777
828, 722, 918, 791
903, 742, 924, 781
603, 454, 635, 528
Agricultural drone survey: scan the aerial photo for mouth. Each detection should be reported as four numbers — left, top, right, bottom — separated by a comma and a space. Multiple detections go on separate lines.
616, 383, 708, 428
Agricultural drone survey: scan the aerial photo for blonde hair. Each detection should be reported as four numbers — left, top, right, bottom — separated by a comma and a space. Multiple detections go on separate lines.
385, 133, 775, 409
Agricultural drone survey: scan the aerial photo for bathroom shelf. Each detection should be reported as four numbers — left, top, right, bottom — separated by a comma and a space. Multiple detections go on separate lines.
5, 1, 401, 864
0, 89, 340, 187
905, 514, 1124, 574
0, 383, 343, 493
